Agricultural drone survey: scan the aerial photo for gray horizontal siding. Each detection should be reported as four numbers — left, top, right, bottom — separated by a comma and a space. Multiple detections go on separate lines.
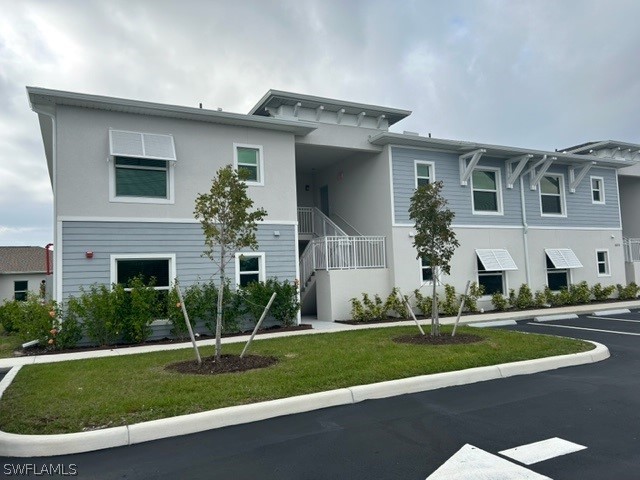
391, 147, 620, 228
61, 221, 297, 300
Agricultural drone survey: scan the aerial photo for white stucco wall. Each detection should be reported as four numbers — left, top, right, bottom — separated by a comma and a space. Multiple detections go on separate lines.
315, 268, 390, 321
55, 106, 298, 223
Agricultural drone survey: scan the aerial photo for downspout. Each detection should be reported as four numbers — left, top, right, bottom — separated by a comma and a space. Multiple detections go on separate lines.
31, 105, 58, 303
520, 175, 531, 285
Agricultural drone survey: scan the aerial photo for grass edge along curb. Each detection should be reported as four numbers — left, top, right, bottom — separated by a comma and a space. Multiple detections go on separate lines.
0, 340, 609, 458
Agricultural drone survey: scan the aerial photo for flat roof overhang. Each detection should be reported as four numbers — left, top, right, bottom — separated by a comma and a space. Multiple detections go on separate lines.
27, 87, 318, 135
249, 89, 411, 126
369, 132, 637, 169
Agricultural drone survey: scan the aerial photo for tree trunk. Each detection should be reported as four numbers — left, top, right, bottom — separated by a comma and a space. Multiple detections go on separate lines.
215, 247, 226, 362
431, 274, 439, 336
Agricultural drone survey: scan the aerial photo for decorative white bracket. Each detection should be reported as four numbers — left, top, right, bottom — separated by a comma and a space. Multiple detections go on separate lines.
506, 154, 533, 189
458, 149, 486, 186
315, 105, 324, 121
569, 161, 596, 193
376, 114, 386, 129
357, 111, 366, 126
293, 102, 301, 117
527, 155, 555, 190
337, 108, 345, 124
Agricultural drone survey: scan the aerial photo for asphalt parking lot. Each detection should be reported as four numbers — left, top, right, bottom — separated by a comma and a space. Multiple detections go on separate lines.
1, 309, 639, 479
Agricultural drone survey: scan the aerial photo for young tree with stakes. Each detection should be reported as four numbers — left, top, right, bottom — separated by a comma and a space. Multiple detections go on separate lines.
194, 165, 267, 361
408, 181, 460, 336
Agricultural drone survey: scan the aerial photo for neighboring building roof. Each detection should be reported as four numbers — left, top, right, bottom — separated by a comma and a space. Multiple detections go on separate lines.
369, 132, 637, 168
0, 247, 48, 274
249, 89, 411, 126
27, 87, 318, 135
560, 140, 640, 155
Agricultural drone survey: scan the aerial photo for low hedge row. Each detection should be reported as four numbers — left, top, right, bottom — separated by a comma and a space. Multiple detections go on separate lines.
0, 277, 300, 350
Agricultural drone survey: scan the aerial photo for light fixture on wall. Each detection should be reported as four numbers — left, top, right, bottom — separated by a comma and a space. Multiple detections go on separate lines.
408, 231, 415, 237
273, 231, 280, 237
85, 251, 94, 259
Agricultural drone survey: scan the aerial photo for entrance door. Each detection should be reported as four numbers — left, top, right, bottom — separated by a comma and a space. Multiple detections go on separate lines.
320, 185, 329, 216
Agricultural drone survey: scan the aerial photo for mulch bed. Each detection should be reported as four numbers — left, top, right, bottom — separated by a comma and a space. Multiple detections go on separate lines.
165, 354, 278, 375
16, 324, 313, 357
393, 333, 482, 345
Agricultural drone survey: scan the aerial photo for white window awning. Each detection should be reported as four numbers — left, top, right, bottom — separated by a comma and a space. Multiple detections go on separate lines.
109, 129, 177, 161
476, 249, 518, 271
545, 248, 583, 269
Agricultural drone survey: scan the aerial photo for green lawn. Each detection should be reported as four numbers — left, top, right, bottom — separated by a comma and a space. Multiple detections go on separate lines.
0, 326, 592, 435
0, 330, 22, 359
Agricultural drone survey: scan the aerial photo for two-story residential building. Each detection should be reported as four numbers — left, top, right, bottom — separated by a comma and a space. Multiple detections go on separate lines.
28, 87, 635, 325
0, 246, 50, 303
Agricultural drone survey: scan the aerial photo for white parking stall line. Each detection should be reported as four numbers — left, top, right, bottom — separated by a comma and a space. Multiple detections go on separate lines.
587, 316, 640, 324
499, 437, 587, 465
527, 322, 640, 336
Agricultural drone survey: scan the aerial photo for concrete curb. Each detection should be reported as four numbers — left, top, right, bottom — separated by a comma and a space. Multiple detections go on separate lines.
534, 314, 579, 322
592, 308, 630, 316
0, 341, 609, 457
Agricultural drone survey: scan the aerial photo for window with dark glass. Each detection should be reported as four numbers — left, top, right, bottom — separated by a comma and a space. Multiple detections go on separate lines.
238, 255, 262, 287
420, 256, 433, 283
546, 255, 569, 290
472, 169, 500, 213
477, 257, 504, 295
14, 281, 28, 301
540, 175, 563, 215
115, 157, 168, 198
596, 250, 609, 276
591, 177, 605, 204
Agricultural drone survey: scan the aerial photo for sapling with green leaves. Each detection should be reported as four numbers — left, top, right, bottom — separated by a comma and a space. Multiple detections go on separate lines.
408, 181, 460, 336
194, 165, 267, 361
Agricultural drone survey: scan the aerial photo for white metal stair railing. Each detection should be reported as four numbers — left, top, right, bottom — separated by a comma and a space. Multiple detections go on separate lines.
297, 207, 348, 237
299, 235, 387, 290
624, 237, 640, 262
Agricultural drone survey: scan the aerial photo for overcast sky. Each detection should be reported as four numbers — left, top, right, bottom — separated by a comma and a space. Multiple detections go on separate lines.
1, 0, 639, 247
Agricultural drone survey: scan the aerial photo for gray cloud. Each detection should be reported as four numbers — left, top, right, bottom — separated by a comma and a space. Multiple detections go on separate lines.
0, 0, 639, 246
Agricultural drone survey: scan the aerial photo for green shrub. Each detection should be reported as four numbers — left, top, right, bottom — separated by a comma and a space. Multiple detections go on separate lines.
592, 283, 615, 302
269, 279, 300, 327
463, 282, 484, 313
5, 295, 56, 343
243, 280, 278, 325
534, 290, 548, 307
0, 300, 21, 333
52, 300, 83, 350
120, 276, 158, 344
491, 293, 508, 311
569, 281, 591, 304
413, 290, 433, 318
546, 287, 572, 307
385, 287, 409, 319
514, 284, 534, 310
73, 283, 124, 346
350, 297, 367, 322
616, 283, 640, 300
361, 293, 388, 321
508, 289, 517, 308
441, 284, 459, 316
167, 285, 199, 340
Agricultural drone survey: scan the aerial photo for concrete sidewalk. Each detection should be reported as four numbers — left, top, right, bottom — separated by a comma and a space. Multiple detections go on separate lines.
1, 299, 638, 369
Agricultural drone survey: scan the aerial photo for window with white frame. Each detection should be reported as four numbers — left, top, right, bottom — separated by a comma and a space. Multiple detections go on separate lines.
476, 257, 505, 295
109, 130, 176, 204
111, 254, 175, 315
234, 144, 264, 185
545, 248, 582, 290
420, 256, 434, 283
540, 174, 565, 215
591, 177, 605, 204
471, 168, 502, 214
596, 250, 610, 276
14, 281, 28, 301
415, 161, 434, 188
546, 255, 569, 290
235, 253, 265, 287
